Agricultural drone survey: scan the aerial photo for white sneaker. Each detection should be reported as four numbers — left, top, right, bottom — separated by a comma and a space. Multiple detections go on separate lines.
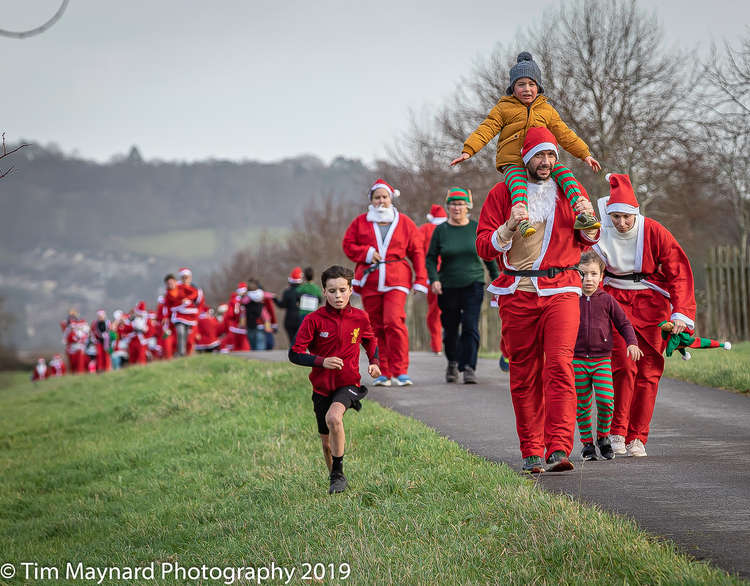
626, 438, 647, 457
610, 434, 627, 455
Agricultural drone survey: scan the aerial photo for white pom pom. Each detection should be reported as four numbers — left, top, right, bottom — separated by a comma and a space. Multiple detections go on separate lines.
681, 351, 691, 361
605, 173, 612, 182
723, 341, 732, 350
393, 189, 400, 198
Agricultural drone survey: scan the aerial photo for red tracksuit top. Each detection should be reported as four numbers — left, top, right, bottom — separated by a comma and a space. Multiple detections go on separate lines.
289, 302, 379, 397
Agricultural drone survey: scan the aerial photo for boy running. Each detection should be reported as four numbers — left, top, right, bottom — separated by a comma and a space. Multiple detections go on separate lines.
288, 265, 381, 494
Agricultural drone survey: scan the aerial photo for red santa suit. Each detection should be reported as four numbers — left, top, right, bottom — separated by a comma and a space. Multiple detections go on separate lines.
90, 311, 112, 372
593, 174, 696, 446
49, 354, 66, 376
195, 308, 222, 352
476, 128, 599, 460
63, 318, 89, 374
342, 180, 428, 379
31, 358, 48, 381
127, 302, 151, 365
419, 204, 447, 354
155, 294, 174, 360
225, 283, 250, 352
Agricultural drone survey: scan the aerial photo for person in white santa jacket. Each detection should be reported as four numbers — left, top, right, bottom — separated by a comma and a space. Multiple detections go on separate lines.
593, 173, 696, 458
342, 179, 428, 386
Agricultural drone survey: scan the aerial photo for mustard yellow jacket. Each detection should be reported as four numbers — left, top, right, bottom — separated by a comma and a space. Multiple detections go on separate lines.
462, 95, 591, 170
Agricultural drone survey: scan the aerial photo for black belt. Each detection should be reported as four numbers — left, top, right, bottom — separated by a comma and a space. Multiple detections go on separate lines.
363, 257, 405, 276
605, 270, 650, 282
503, 266, 579, 278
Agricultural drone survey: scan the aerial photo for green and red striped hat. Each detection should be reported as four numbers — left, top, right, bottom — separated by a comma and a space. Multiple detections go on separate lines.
445, 187, 473, 209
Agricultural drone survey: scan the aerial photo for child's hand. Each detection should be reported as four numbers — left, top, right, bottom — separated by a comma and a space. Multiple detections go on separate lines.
450, 153, 470, 167
584, 156, 601, 172
506, 203, 529, 230
431, 281, 443, 295
368, 364, 381, 378
323, 357, 344, 370
627, 345, 643, 361
574, 198, 595, 216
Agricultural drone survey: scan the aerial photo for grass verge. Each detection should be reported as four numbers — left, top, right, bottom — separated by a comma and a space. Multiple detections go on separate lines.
662, 340, 750, 394
0, 356, 743, 585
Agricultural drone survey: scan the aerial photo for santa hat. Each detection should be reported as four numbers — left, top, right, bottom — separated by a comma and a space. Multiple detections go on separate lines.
426, 204, 448, 224
605, 173, 640, 215
288, 266, 303, 284
113, 310, 123, 321
445, 187, 473, 209
179, 267, 192, 277
236, 281, 248, 295
134, 301, 148, 316
216, 304, 228, 314
37, 357, 46, 364
521, 127, 559, 165
369, 178, 400, 200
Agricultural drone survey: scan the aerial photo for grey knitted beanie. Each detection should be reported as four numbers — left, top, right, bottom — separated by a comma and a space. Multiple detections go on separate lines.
506, 51, 544, 95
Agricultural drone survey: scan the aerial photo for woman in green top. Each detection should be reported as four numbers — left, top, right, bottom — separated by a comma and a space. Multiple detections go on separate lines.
426, 188, 500, 384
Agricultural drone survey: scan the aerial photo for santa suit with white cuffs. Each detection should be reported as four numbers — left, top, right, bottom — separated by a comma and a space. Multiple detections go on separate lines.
593, 173, 696, 446
225, 283, 251, 352
419, 204, 447, 354
476, 127, 599, 460
342, 179, 428, 379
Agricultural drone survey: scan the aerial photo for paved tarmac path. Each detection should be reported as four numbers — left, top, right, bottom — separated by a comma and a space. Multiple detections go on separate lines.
246, 350, 750, 578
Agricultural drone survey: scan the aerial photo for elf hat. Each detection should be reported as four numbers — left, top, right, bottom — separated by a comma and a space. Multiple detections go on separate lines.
605, 173, 640, 215
426, 204, 447, 223
369, 178, 400, 200
236, 282, 248, 295
179, 267, 192, 277
288, 266, 304, 284
445, 187, 473, 209
521, 127, 558, 165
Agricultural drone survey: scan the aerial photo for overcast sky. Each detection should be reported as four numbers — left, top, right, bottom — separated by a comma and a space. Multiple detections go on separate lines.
4, 0, 749, 164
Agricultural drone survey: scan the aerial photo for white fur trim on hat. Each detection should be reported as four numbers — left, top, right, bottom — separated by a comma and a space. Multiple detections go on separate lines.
179, 267, 192, 276
426, 215, 448, 225
522, 142, 558, 165
606, 202, 640, 215
370, 182, 400, 199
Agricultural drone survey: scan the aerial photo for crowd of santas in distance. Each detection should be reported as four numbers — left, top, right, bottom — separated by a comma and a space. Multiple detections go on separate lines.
30, 267, 295, 381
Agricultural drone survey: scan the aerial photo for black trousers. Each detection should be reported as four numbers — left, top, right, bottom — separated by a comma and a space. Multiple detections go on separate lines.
437, 281, 484, 371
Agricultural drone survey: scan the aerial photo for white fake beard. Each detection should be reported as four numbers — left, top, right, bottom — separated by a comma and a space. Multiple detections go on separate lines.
247, 289, 264, 302
367, 204, 395, 223
526, 180, 558, 224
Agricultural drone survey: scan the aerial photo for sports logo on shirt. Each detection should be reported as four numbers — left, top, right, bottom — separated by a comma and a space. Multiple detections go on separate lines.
319, 331, 330, 338
351, 328, 360, 343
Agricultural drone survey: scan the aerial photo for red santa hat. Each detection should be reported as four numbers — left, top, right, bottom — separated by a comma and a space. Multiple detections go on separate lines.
134, 301, 148, 316
521, 127, 559, 165
605, 173, 640, 215
288, 267, 303, 284
426, 204, 448, 224
369, 178, 400, 200
179, 267, 192, 277
236, 281, 248, 295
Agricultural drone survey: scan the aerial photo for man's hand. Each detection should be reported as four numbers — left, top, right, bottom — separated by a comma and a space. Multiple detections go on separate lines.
574, 198, 595, 215
323, 357, 344, 370
584, 156, 601, 172
372, 251, 382, 263
368, 364, 381, 378
450, 153, 470, 167
671, 319, 688, 335
627, 344, 643, 362
431, 281, 443, 295
506, 202, 529, 231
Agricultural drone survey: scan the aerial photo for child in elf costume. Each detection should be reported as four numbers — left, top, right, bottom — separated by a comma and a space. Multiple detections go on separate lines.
451, 52, 601, 238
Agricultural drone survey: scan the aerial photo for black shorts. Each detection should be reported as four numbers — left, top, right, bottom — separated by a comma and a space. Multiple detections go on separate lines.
312, 385, 368, 435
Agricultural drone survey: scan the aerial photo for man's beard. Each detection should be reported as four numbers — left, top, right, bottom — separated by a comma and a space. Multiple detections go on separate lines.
367, 204, 396, 223
527, 180, 558, 224
528, 163, 552, 181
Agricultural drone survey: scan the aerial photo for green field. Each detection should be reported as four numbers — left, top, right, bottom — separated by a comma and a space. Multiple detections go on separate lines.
0, 356, 743, 585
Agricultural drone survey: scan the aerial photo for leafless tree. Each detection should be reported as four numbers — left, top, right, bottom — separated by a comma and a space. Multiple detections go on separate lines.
0, 133, 28, 179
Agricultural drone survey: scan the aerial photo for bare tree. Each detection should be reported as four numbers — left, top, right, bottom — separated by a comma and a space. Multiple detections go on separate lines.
0, 133, 28, 179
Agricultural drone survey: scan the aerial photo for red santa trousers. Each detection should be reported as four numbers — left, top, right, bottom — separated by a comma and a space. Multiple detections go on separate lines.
498, 291, 579, 459
68, 350, 87, 374
608, 288, 668, 444
229, 331, 250, 352
161, 331, 175, 360
426, 290, 442, 353
129, 339, 148, 365
95, 343, 111, 372
361, 290, 409, 378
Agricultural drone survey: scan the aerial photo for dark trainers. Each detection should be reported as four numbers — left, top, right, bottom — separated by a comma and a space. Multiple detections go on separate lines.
498, 355, 510, 372
328, 471, 348, 494
573, 212, 601, 231
521, 455, 545, 474
518, 219, 537, 238
581, 442, 598, 461
446, 362, 459, 383
462, 366, 477, 384
597, 436, 615, 460
545, 450, 574, 472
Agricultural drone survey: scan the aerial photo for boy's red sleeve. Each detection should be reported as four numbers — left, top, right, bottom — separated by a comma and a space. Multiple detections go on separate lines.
359, 313, 379, 366
288, 315, 324, 367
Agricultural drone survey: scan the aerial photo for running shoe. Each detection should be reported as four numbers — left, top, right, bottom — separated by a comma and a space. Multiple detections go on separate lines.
395, 374, 413, 386
372, 376, 391, 387
609, 434, 627, 455
446, 362, 459, 383
328, 471, 348, 494
498, 355, 510, 372
522, 455, 545, 474
462, 366, 477, 384
573, 212, 601, 230
597, 436, 615, 460
545, 450, 574, 472
626, 438, 647, 457
518, 219, 536, 238
581, 443, 598, 461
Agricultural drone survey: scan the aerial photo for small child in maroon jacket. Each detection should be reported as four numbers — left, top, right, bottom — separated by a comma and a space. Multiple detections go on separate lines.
574, 252, 642, 460
289, 265, 381, 494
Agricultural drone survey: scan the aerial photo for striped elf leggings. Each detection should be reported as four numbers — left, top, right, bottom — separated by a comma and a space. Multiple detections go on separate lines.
573, 357, 615, 443
504, 162, 586, 209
